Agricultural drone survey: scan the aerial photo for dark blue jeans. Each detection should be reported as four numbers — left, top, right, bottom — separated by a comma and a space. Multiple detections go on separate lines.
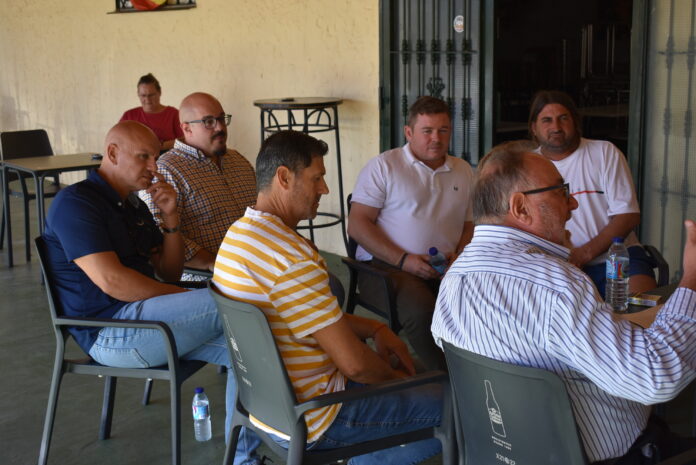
272, 380, 443, 465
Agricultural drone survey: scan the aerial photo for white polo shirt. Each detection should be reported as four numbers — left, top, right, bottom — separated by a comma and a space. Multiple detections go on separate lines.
351, 143, 474, 262
540, 138, 640, 265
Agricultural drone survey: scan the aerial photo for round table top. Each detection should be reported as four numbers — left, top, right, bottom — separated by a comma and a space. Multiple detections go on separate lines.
253, 97, 343, 109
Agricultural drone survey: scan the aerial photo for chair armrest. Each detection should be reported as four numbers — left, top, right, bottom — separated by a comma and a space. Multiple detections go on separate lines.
294, 370, 448, 415
183, 267, 213, 279
54, 316, 181, 367
341, 256, 392, 280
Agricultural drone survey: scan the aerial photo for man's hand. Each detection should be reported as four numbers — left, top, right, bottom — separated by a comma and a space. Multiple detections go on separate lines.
402, 253, 440, 280
373, 326, 416, 376
568, 244, 594, 268
146, 172, 178, 223
680, 220, 696, 290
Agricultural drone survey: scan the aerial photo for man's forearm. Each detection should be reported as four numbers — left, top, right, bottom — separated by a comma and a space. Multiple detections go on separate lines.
348, 215, 405, 266
153, 214, 185, 281
582, 213, 640, 261
185, 247, 216, 271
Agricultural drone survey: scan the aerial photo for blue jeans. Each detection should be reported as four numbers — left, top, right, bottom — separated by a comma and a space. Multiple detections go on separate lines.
273, 380, 443, 465
88, 288, 262, 465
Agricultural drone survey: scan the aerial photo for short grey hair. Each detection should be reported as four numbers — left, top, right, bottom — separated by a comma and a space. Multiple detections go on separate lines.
473, 141, 537, 224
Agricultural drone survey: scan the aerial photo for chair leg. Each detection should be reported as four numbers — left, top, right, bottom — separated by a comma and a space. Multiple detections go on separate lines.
99, 376, 117, 440
170, 376, 181, 465
142, 378, 153, 405
438, 383, 457, 465
38, 359, 66, 465
287, 437, 306, 465
224, 424, 243, 465
0, 206, 5, 250
23, 197, 30, 262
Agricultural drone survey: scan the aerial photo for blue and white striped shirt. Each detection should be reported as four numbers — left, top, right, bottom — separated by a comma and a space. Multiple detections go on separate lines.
432, 225, 696, 462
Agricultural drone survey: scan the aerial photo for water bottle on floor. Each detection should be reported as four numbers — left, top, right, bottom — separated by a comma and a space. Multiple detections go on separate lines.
606, 237, 630, 312
192, 387, 212, 441
428, 247, 447, 275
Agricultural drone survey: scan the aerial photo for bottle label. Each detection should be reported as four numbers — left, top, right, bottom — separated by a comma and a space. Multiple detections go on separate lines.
606, 257, 629, 279
192, 404, 209, 420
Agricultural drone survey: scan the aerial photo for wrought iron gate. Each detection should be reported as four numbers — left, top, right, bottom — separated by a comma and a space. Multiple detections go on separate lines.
380, 0, 487, 164
630, 0, 696, 281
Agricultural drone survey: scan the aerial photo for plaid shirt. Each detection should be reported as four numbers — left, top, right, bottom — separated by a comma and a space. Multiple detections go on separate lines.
140, 139, 257, 261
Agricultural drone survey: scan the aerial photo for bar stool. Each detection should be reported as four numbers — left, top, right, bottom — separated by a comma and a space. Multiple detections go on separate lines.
253, 97, 347, 250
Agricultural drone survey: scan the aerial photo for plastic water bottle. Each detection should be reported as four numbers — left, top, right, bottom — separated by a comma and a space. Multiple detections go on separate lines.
428, 247, 447, 275
606, 237, 630, 312
192, 387, 212, 441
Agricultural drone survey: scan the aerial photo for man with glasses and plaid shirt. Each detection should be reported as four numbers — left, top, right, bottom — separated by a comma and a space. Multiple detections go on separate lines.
140, 92, 256, 277
528, 90, 657, 296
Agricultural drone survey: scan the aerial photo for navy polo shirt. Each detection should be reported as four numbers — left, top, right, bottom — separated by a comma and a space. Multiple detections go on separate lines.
43, 169, 163, 352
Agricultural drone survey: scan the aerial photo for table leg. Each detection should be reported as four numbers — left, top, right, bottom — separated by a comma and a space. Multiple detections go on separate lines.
2, 165, 12, 267
35, 173, 45, 236
332, 106, 348, 251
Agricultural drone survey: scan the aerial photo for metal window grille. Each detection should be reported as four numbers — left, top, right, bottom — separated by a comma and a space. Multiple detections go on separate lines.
380, 0, 482, 164
640, 0, 696, 281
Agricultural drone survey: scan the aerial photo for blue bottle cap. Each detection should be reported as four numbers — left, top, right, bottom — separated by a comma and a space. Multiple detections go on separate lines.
195, 387, 204, 394
612, 237, 624, 243
428, 247, 438, 256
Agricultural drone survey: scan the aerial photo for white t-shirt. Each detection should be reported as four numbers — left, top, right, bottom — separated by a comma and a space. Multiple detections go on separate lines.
351, 144, 475, 261
541, 138, 640, 265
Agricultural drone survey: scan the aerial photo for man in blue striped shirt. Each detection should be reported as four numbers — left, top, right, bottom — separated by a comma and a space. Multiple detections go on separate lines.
432, 143, 696, 463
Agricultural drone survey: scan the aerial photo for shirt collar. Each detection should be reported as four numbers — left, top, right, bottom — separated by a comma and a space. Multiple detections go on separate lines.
87, 169, 125, 207
170, 139, 215, 162
403, 143, 452, 173
471, 224, 570, 260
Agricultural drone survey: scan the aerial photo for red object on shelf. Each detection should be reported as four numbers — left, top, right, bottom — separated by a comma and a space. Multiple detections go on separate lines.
130, 0, 166, 10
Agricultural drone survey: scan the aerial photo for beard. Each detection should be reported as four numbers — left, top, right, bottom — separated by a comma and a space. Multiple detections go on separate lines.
540, 131, 580, 155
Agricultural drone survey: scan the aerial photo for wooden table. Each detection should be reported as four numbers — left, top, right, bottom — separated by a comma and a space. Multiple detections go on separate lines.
2, 152, 100, 266
616, 283, 677, 328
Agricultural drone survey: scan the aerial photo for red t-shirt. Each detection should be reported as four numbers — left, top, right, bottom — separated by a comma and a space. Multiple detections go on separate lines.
119, 106, 184, 144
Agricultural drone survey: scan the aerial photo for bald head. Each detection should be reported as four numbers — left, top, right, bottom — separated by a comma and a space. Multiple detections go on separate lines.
179, 92, 228, 157
179, 92, 221, 122
104, 121, 158, 156
100, 121, 160, 198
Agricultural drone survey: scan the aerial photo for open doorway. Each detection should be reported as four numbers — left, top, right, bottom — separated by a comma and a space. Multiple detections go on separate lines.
493, 0, 633, 155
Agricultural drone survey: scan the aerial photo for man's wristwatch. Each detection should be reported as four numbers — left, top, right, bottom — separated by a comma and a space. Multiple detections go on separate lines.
160, 224, 180, 234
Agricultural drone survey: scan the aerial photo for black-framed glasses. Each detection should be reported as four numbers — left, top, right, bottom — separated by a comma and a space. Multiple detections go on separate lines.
185, 114, 232, 130
521, 182, 571, 199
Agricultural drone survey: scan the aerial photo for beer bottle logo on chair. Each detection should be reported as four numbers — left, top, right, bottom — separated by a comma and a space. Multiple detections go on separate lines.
485, 379, 506, 437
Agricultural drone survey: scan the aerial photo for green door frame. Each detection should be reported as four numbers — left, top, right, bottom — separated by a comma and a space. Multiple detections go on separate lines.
628, 0, 650, 210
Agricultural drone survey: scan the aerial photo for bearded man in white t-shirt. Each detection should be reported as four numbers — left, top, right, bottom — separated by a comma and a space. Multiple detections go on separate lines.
348, 96, 475, 370
528, 90, 657, 296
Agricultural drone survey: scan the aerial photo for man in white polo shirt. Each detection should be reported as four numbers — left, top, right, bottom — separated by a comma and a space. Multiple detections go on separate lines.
348, 96, 475, 370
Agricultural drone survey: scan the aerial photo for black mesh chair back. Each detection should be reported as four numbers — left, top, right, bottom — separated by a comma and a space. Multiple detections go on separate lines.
209, 281, 455, 465
35, 236, 205, 465
643, 244, 670, 287
1, 130, 61, 262
342, 193, 401, 332
443, 342, 588, 465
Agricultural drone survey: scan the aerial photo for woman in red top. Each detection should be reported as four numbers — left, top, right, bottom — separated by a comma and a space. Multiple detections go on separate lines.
120, 73, 183, 151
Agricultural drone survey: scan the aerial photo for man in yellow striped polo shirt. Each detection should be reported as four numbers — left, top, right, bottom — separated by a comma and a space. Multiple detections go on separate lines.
213, 130, 443, 465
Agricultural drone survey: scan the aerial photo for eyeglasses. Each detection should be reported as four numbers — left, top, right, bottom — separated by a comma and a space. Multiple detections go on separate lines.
521, 182, 571, 199
185, 114, 232, 130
